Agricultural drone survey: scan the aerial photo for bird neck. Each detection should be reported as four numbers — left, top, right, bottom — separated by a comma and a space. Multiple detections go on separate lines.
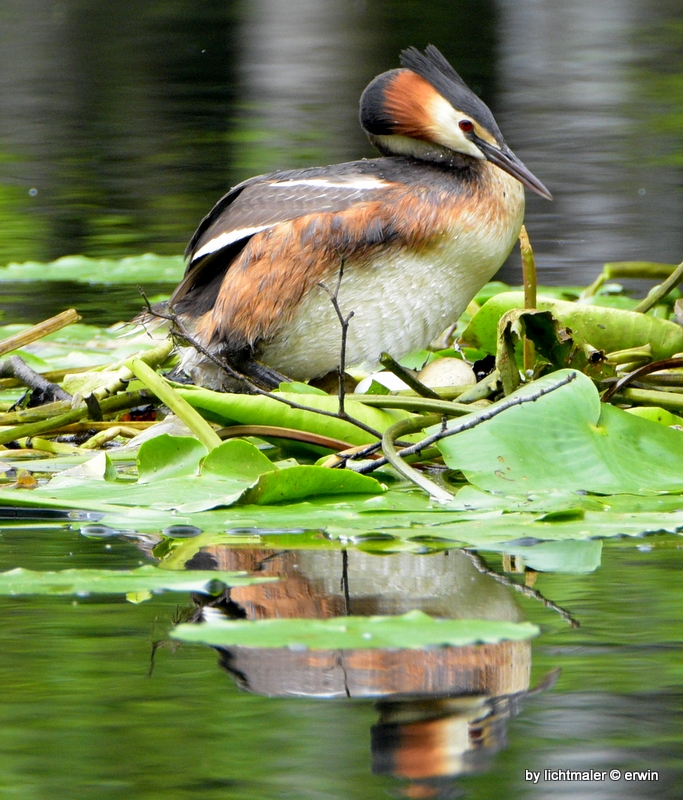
367, 133, 481, 170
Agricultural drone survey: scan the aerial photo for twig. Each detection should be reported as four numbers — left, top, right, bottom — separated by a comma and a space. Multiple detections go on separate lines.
327, 395, 472, 470
317, 258, 354, 418
0, 356, 71, 403
149, 302, 386, 441
0, 309, 81, 358
379, 352, 441, 399
601, 356, 683, 403
354, 372, 577, 476
463, 550, 579, 628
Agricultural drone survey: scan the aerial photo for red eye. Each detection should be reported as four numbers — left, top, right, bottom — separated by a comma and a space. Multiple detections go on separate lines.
459, 120, 474, 133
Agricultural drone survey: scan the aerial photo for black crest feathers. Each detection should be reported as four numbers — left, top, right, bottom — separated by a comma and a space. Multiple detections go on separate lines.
399, 45, 467, 92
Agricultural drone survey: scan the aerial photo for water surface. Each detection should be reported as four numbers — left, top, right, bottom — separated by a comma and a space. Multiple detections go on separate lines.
1, 0, 683, 285
1, 526, 681, 798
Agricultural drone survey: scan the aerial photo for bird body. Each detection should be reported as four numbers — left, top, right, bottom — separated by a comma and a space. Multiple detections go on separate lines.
169, 46, 550, 389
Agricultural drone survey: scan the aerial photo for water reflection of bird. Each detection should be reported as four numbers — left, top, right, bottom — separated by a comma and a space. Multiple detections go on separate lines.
167, 45, 551, 389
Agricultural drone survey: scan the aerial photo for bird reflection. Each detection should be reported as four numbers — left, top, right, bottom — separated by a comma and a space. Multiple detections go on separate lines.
185, 546, 560, 794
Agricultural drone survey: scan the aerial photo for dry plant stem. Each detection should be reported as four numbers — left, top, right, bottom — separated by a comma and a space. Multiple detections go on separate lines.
355, 372, 577, 476
80, 427, 124, 449
633, 259, 683, 314
44, 421, 155, 435
581, 261, 678, 300
638, 372, 683, 387
18, 437, 81, 455
317, 258, 354, 418
0, 400, 72, 426
379, 352, 441, 399
519, 224, 536, 373
0, 390, 149, 446
601, 356, 683, 402
463, 550, 579, 628
626, 381, 683, 394
92, 339, 174, 400
0, 309, 81, 358
152, 303, 386, 441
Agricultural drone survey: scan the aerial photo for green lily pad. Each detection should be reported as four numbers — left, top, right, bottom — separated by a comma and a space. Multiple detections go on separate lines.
171, 609, 539, 649
463, 292, 683, 360
10, 438, 384, 513
625, 406, 682, 426
176, 386, 413, 446
137, 435, 208, 483
242, 465, 384, 505
0, 565, 275, 596
0, 254, 184, 284
434, 370, 683, 494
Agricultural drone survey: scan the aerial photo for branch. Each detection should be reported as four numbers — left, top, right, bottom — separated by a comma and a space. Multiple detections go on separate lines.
145, 299, 386, 441
354, 372, 577, 476
379, 352, 441, 399
463, 550, 580, 628
317, 257, 354, 418
601, 356, 683, 403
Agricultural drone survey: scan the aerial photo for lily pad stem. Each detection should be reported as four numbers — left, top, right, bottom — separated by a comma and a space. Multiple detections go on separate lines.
633, 259, 683, 314
128, 359, 222, 451
380, 413, 454, 502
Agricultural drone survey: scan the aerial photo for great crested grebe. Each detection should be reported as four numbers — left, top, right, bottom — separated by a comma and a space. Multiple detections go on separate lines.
166, 45, 551, 389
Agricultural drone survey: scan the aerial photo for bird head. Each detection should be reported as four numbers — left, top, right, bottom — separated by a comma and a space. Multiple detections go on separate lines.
360, 45, 552, 200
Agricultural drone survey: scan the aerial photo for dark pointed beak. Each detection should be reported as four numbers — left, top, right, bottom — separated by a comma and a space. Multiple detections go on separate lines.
476, 139, 553, 200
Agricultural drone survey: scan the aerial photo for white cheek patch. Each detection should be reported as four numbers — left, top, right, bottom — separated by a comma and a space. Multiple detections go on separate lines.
430, 96, 485, 161
193, 224, 274, 261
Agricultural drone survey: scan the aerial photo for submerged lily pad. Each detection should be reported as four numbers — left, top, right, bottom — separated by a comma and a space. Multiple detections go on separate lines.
0, 565, 275, 596
435, 370, 683, 494
171, 609, 539, 649
477, 539, 603, 573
